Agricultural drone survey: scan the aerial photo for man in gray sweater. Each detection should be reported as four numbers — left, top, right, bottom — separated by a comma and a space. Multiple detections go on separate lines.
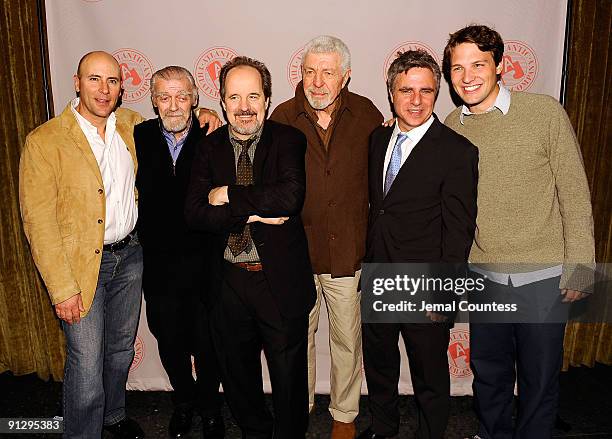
442, 25, 595, 439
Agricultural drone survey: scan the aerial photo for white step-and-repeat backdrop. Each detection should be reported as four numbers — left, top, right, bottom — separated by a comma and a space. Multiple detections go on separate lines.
45, 0, 568, 395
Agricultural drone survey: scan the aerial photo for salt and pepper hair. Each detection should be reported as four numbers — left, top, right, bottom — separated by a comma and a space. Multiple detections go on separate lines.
302, 35, 351, 74
150, 65, 198, 100
386, 49, 442, 97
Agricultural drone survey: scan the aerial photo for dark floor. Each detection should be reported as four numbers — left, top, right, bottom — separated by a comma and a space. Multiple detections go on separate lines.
1, 364, 611, 438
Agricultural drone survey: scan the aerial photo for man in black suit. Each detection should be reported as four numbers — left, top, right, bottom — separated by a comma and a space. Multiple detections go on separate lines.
358, 50, 478, 439
185, 56, 316, 439
134, 66, 224, 438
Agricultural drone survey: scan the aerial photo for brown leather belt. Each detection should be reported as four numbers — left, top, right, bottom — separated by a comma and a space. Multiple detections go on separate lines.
234, 262, 263, 272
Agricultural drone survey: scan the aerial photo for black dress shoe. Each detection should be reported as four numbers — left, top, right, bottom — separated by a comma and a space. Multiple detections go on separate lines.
356, 427, 388, 439
169, 407, 194, 438
201, 415, 224, 439
104, 418, 145, 439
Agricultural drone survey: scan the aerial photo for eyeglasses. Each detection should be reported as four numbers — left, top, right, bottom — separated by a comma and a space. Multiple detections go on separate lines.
154, 93, 194, 104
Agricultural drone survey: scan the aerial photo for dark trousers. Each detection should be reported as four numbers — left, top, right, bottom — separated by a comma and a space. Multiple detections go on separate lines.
362, 322, 451, 439
142, 248, 222, 416
211, 262, 309, 439
470, 276, 566, 439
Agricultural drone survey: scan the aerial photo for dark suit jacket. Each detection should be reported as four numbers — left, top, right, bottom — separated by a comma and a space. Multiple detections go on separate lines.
366, 115, 478, 265
185, 120, 316, 318
134, 116, 212, 299
135, 116, 210, 251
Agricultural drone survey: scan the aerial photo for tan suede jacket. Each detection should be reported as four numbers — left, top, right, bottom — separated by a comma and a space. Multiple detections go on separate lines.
19, 103, 144, 316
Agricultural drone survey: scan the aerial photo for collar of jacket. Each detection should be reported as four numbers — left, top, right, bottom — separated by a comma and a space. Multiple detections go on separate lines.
290, 80, 353, 122
59, 102, 138, 185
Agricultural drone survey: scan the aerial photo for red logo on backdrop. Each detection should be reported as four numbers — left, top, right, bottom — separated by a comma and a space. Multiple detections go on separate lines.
384, 42, 439, 80
287, 47, 305, 89
447, 328, 471, 378
194, 47, 239, 100
112, 49, 153, 103
501, 40, 538, 91
129, 336, 145, 372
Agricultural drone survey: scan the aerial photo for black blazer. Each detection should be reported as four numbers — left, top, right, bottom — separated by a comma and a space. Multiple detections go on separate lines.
185, 120, 316, 318
365, 115, 478, 264
135, 116, 209, 252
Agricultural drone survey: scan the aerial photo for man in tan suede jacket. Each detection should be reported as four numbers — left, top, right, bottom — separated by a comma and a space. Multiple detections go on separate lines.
21, 51, 147, 439
20, 52, 222, 439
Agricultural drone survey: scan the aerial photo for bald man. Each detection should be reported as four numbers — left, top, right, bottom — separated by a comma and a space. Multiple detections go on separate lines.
21, 52, 222, 439
20, 51, 147, 439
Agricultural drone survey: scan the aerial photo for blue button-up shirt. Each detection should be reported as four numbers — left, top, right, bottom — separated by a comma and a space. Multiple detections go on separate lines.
159, 116, 192, 165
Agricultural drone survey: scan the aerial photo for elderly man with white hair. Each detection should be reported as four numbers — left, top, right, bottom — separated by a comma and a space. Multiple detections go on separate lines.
271, 35, 383, 439
134, 65, 225, 439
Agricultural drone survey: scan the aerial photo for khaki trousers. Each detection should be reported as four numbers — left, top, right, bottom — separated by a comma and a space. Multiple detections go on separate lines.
308, 270, 362, 423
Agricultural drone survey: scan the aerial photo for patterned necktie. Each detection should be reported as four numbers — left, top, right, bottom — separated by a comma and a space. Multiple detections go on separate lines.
227, 138, 255, 256
384, 133, 409, 196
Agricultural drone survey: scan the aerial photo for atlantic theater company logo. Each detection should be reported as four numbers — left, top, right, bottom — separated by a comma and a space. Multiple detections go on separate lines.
195, 47, 239, 100
112, 49, 153, 103
384, 41, 439, 80
501, 40, 538, 91
287, 47, 305, 89
129, 336, 145, 372
447, 328, 471, 378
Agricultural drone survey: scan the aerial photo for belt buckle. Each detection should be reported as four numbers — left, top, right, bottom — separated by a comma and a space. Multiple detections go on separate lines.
236, 262, 262, 271
106, 232, 132, 252
108, 240, 121, 252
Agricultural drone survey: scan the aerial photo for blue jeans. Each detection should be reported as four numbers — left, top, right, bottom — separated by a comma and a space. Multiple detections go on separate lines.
62, 236, 143, 439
